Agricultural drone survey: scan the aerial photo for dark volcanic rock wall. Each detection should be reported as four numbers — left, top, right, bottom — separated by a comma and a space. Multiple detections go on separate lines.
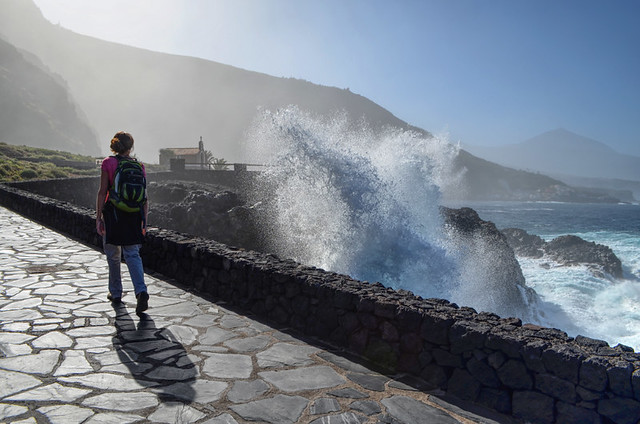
2, 180, 640, 423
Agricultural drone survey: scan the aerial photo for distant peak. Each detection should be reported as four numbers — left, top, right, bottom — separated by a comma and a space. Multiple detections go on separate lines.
543, 128, 578, 137
524, 129, 615, 153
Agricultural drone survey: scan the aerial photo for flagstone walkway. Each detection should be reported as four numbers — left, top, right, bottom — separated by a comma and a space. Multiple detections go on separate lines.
0, 206, 511, 423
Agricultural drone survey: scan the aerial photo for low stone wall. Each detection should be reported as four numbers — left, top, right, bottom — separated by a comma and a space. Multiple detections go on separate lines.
1, 182, 639, 424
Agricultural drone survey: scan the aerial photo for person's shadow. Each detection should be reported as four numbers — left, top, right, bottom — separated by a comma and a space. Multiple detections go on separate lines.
112, 303, 196, 403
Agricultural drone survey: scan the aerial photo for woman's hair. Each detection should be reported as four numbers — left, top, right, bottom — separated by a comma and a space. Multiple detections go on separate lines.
110, 131, 134, 154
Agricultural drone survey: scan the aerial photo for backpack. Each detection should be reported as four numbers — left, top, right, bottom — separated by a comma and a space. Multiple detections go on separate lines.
108, 155, 146, 213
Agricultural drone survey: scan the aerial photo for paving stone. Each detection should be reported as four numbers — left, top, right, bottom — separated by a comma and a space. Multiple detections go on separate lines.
0, 332, 35, 344
93, 350, 138, 366
159, 380, 228, 403
0, 370, 42, 398
219, 315, 247, 329
381, 395, 461, 424
122, 338, 177, 353
329, 388, 369, 399
82, 392, 159, 411
73, 335, 114, 350
175, 353, 201, 367
0, 342, 33, 357
31, 331, 73, 349
0, 403, 29, 421
309, 412, 369, 424
227, 379, 270, 403
163, 325, 199, 345
54, 350, 95, 376
89, 317, 110, 326
203, 353, 253, 379
0, 349, 60, 374
9, 417, 37, 424
37, 405, 94, 424
149, 301, 201, 317
117, 329, 159, 342
350, 400, 382, 415
5, 383, 91, 402
2, 322, 30, 332
148, 348, 184, 361
0, 309, 42, 321
33, 318, 64, 325
230, 394, 308, 424
202, 413, 239, 424
33, 284, 77, 295
317, 351, 374, 374
260, 366, 346, 392
224, 334, 271, 352
0, 297, 42, 310
145, 364, 199, 380
200, 327, 237, 345
183, 314, 219, 327
148, 402, 207, 423
310, 397, 341, 414
347, 372, 389, 391
257, 342, 319, 368
60, 373, 158, 390
83, 412, 145, 423
66, 326, 115, 337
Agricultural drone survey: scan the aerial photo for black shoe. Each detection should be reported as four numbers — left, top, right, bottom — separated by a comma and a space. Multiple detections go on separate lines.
136, 291, 149, 314
107, 293, 122, 304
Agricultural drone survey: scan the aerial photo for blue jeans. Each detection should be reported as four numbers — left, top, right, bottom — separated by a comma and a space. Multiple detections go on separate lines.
103, 240, 147, 298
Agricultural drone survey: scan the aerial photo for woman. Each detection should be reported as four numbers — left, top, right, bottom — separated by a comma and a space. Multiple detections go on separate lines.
96, 131, 149, 314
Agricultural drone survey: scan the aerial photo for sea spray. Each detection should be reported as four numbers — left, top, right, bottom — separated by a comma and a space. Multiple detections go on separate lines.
244, 107, 539, 321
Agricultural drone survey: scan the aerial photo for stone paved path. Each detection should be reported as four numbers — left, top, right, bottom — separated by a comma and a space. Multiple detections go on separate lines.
0, 206, 511, 424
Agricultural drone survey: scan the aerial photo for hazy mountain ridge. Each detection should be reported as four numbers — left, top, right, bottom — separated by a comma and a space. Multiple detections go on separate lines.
0, 36, 99, 155
0, 0, 630, 203
0, 0, 425, 163
464, 128, 640, 183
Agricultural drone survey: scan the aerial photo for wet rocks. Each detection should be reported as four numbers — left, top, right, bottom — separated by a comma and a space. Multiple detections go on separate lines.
502, 228, 623, 278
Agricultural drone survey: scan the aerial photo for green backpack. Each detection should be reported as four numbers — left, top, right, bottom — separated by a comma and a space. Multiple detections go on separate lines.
108, 155, 147, 213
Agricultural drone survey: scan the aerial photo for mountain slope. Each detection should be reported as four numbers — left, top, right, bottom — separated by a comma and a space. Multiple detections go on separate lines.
0, 36, 99, 155
464, 128, 640, 182
0, 0, 425, 163
0, 1, 628, 203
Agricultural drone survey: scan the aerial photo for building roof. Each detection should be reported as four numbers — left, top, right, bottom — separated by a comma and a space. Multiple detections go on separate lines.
164, 148, 201, 156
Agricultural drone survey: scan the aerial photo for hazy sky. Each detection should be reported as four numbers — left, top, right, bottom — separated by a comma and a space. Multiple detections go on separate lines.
33, 0, 640, 156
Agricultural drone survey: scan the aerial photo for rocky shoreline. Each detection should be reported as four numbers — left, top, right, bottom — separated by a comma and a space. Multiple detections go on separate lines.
148, 180, 624, 282
2, 176, 638, 423
501, 228, 623, 279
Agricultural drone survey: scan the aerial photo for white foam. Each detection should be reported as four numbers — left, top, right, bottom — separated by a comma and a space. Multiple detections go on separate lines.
244, 107, 539, 321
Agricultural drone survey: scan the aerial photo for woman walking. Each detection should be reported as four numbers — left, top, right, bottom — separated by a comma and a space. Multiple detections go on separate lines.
96, 131, 149, 314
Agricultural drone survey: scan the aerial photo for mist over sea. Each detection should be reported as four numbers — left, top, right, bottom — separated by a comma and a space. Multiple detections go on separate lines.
245, 107, 640, 351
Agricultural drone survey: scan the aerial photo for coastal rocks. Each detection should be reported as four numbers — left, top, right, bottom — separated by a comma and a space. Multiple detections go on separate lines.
150, 182, 537, 322
147, 181, 262, 251
499, 228, 545, 258
441, 207, 537, 320
502, 228, 623, 278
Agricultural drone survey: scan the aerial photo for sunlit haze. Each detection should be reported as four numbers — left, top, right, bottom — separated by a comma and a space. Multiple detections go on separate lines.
32, 0, 640, 156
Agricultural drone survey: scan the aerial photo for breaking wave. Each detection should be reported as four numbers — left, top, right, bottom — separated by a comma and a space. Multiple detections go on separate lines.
244, 107, 539, 321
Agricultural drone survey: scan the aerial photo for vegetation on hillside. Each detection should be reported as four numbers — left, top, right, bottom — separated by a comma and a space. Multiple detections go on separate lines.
0, 142, 99, 181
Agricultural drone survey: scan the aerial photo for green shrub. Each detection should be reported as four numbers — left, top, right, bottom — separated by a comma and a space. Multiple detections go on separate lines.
19, 169, 38, 179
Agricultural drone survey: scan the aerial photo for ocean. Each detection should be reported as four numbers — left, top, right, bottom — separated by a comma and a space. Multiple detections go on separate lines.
245, 107, 640, 351
469, 201, 640, 350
